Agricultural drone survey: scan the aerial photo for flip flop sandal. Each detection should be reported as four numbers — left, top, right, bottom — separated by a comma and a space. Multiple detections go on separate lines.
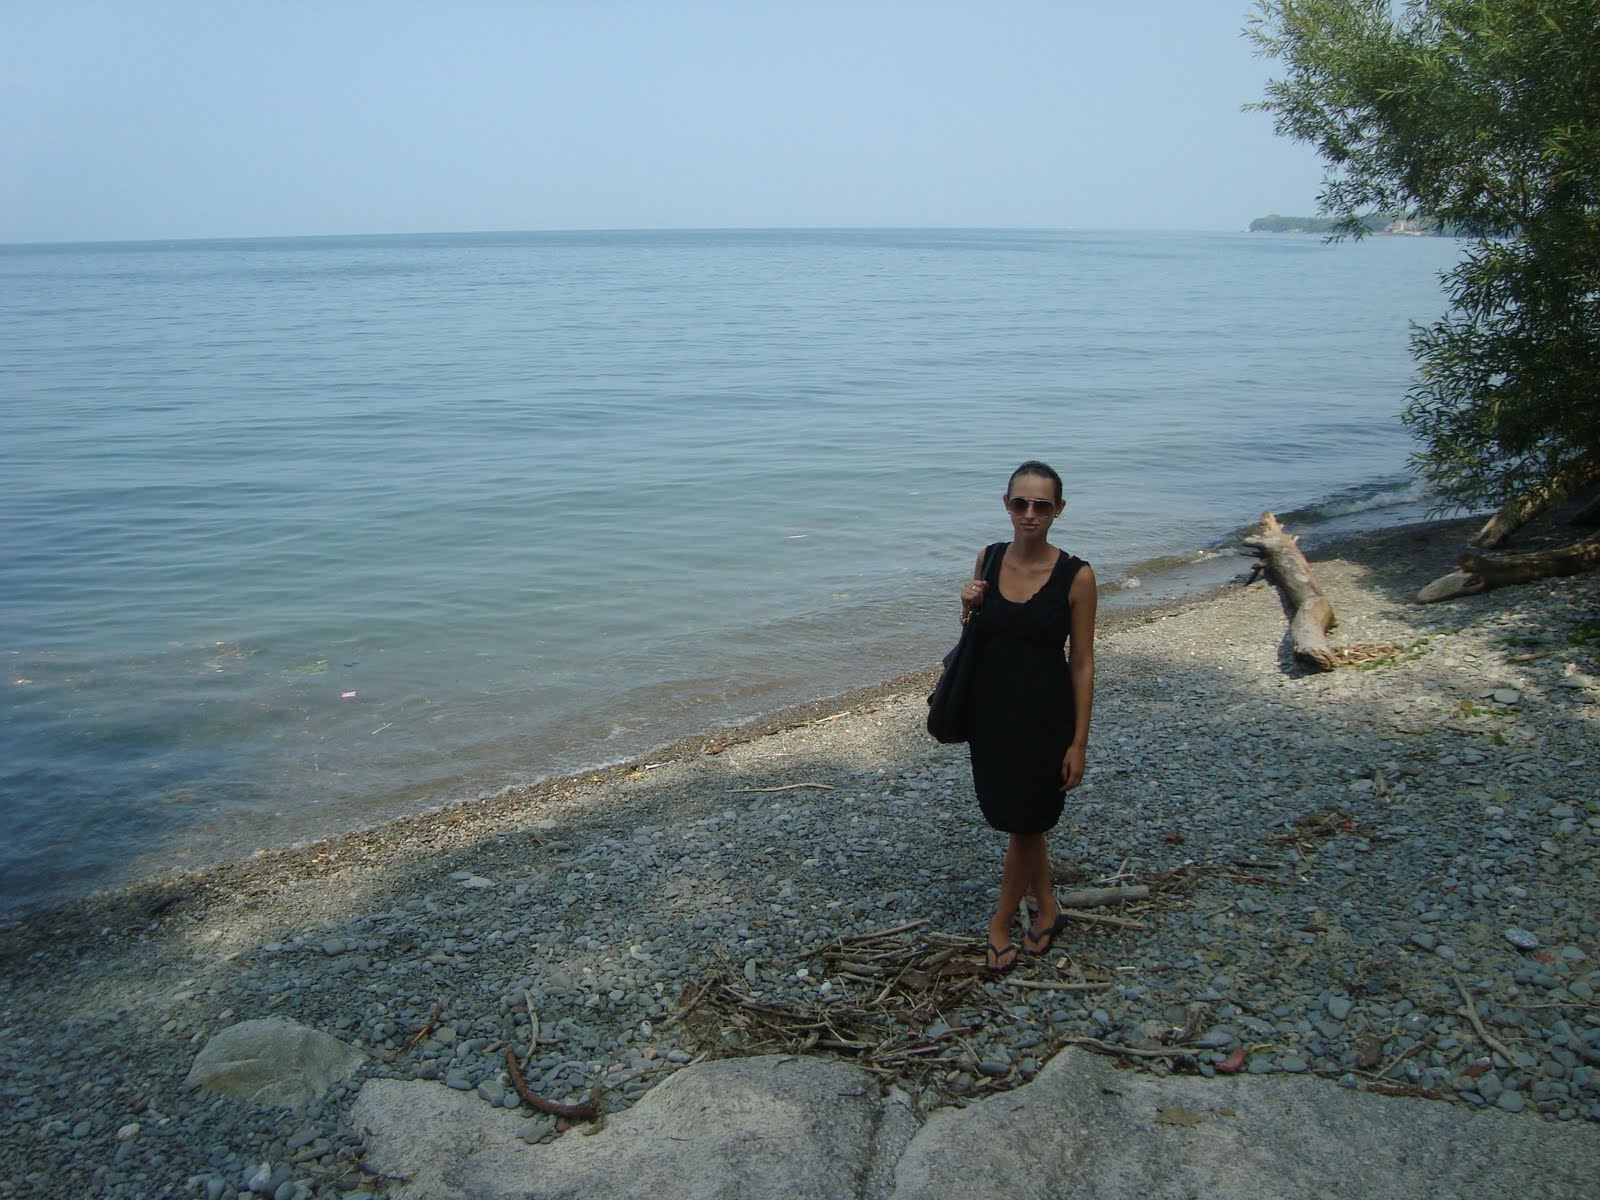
1023, 913, 1070, 955
985, 940, 1019, 974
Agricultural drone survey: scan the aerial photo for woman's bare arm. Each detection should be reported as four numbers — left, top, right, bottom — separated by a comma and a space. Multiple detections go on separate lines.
1060, 564, 1097, 790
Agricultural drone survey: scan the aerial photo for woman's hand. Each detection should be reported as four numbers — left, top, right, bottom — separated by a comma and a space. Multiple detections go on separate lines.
1060, 744, 1086, 792
960, 578, 988, 620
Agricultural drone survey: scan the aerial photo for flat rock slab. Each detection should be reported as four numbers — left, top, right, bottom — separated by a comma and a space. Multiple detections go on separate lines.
354, 1054, 899, 1200
893, 1048, 1600, 1200
184, 1018, 367, 1110
351, 1075, 530, 1191
353, 1050, 1600, 1200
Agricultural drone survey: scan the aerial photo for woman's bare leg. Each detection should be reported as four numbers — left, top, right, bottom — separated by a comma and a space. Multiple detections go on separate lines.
1021, 835, 1063, 951
1026, 836, 1059, 918
988, 833, 1042, 958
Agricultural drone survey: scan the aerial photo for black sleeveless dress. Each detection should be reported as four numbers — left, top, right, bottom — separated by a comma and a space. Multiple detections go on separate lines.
967, 543, 1087, 833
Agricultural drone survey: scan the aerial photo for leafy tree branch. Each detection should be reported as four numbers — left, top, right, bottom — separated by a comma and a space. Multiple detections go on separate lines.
1248, 0, 1599, 511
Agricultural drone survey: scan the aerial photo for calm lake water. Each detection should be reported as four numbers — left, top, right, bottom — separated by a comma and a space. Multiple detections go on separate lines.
0, 228, 1464, 910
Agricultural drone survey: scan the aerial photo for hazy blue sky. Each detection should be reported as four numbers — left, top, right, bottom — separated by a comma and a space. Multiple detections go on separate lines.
1, 1, 1323, 243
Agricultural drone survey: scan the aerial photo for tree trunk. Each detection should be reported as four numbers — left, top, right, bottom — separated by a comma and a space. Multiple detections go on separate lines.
1471, 459, 1600, 548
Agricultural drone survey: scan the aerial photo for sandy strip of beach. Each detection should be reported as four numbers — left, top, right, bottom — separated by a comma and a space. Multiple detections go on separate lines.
2, 512, 1597, 1198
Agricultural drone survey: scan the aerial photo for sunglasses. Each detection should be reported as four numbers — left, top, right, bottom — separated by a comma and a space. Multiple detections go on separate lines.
1007, 497, 1057, 516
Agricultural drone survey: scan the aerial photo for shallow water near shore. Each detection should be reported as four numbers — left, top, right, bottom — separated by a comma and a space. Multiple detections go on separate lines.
0, 228, 1465, 910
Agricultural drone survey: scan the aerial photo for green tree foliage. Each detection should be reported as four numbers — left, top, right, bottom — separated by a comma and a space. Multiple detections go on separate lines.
1248, 0, 1599, 511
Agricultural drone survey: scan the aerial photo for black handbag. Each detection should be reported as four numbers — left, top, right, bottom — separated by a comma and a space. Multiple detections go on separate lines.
926, 543, 1004, 744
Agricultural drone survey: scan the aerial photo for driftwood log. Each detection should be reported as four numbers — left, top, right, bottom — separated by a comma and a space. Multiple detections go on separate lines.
1241, 512, 1340, 671
1058, 886, 1149, 909
1470, 459, 1600, 548
1416, 461, 1600, 603
1242, 512, 1396, 670
1416, 516, 1600, 604
1461, 530, 1600, 587
1414, 569, 1487, 604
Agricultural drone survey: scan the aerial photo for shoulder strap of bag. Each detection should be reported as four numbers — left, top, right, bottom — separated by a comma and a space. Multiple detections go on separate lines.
965, 543, 1005, 625
979, 541, 1005, 584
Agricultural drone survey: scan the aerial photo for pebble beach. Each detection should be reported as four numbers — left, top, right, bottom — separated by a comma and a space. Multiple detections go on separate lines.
2, 513, 1597, 1200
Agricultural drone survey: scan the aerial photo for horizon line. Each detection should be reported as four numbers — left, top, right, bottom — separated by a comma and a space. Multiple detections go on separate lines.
0, 221, 1280, 250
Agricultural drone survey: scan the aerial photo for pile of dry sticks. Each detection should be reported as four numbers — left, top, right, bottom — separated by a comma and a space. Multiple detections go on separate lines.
670, 883, 1169, 1105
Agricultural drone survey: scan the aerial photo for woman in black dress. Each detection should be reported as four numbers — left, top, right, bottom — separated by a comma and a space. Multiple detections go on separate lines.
958, 461, 1097, 972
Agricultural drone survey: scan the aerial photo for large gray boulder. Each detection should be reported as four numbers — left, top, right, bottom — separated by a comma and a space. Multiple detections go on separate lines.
891, 1047, 1600, 1200
353, 1053, 906, 1200
351, 1049, 1600, 1200
184, 1018, 367, 1110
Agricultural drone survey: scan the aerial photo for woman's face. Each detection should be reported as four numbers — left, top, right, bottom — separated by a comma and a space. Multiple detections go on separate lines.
1004, 473, 1064, 535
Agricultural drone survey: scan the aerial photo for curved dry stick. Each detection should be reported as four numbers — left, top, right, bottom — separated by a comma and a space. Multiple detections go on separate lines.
725, 782, 836, 794
505, 1047, 603, 1121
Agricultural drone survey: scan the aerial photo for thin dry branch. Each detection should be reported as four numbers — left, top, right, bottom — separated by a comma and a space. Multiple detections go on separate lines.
1003, 979, 1112, 993
1061, 1036, 1199, 1060
523, 991, 539, 1068
1453, 975, 1519, 1064
838, 919, 930, 943
725, 783, 837, 794
372, 997, 442, 1061
1059, 910, 1147, 931
404, 998, 442, 1051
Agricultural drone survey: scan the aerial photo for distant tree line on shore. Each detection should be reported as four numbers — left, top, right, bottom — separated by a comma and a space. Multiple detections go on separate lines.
1249, 213, 1457, 235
